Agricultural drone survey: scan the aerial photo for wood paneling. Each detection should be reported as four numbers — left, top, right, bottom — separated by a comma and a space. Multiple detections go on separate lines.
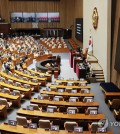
111, 0, 120, 87
0, 0, 83, 41
73, 0, 83, 47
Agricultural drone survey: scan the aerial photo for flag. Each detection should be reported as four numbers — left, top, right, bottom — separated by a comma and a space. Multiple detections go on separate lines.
88, 34, 93, 56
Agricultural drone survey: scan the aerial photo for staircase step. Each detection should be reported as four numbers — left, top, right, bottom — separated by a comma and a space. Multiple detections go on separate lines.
95, 76, 104, 79
96, 78, 105, 82
95, 74, 104, 76
93, 70, 103, 74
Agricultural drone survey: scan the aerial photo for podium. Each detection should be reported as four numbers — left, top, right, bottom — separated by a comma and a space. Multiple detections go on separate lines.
0, 23, 11, 38
76, 63, 86, 79
69, 51, 81, 68
73, 57, 82, 72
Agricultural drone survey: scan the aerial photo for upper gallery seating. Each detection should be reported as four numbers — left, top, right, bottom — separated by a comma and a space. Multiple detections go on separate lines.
40, 37, 69, 53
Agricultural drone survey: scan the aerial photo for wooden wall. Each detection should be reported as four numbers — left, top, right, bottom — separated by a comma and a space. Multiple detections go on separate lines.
0, 0, 83, 46
111, 0, 120, 86
0, 0, 77, 29
73, 0, 83, 47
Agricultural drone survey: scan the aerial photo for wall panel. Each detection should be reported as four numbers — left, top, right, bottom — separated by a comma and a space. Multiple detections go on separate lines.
0, 0, 83, 40
83, 0, 111, 82
74, 0, 83, 47
111, 0, 120, 87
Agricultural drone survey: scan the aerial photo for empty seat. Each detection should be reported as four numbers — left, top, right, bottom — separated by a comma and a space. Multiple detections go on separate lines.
47, 105, 57, 112
39, 119, 51, 129
108, 99, 120, 110
58, 88, 64, 92
16, 116, 28, 126
13, 73, 19, 78
80, 83, 87, 86
83, 97, 94, 102
55, 82, 62, 85
24, 70, 30, 74
69, 97, 79, 102
67, 107, 78, 114
0, 98, 12, 108
64, 121, 78, 131
81, 88, 90, 94
113, 109, 120, 121
0, 77, 6, 82
31, 73, 36, 76
23, 77, 29, 81
30, 104, 40, 111
65, 88, 72, 93
71, 89, 77, 93
14, 82, 21, 87
88, 122, 99, 133
7, 79, 13, 85
2, 88, 11, 94
23, 84, 30, 89
53, 96, 64, 101
85, 107, 98, 115
31, 79, 38, 83
12, 90, 24, 99
38, 94, 50, 100
50, 87, 57, 92
80, 78, 85, 81
67, 82, 74, 86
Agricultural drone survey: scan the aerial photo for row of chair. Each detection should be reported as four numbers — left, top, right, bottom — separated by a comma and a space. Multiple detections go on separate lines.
0, 97, 12, 109
28, 103, 98, 114
0, 87, 25, 99
46, 87, 90, 93
54, 81, 87, 86
108, 99, 120, 120
8, 72, 40, 84
38, 94, 93, 102
16, 115, 101, 132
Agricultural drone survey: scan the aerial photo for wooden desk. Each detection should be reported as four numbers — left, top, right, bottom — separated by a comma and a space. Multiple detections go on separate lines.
40, 90, 94, 97
0, 72, 39, 92
104, 92, 120, 102
0, 82, 31, 99
48, 84, 91, 91
29, 69, 52, 82
15, 70, 47, 86
0, 124, 113, 134
73, 57, 83, 73
55, 79, 87, 85
76, 63, 86, 79
0, 105, 7, 118
69, 51, 81, 68
17, 108, 105, 120
0, 93, 21, 107
30, 98, 99, 107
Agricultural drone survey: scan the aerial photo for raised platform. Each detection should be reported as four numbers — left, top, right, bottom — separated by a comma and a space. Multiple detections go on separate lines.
100, 82, 120, 92
89, 59, 105, 82
100, 82, 120, 102
36, 59, 60, 74
87, 55, 98, 63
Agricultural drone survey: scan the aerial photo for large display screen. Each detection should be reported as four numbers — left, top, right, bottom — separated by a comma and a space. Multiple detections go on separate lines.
11, 12, 23, 22
10, 12, 60, 23
48, 12, 60, 22
75, 18, 83, 42
23, 12, 36, 22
